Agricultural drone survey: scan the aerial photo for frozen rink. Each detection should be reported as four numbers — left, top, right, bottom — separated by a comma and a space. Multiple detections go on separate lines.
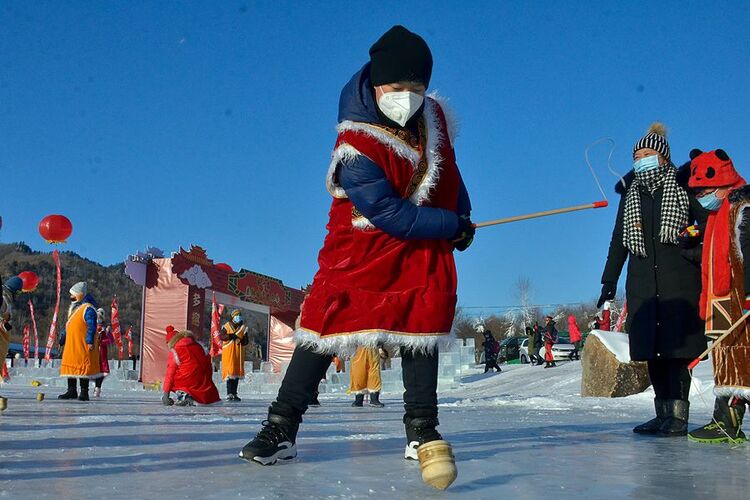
2, 360, 750, 499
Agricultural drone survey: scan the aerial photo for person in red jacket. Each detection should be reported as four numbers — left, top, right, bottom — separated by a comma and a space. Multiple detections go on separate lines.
567, 315, 582, 361
161, 326, 220, 407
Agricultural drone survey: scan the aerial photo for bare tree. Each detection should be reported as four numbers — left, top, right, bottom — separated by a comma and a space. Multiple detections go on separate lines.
503, 276, 536, 337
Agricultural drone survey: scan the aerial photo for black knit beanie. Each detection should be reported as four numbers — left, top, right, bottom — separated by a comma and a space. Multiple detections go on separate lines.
633, 122, 671, 161
369, 25, 433, 88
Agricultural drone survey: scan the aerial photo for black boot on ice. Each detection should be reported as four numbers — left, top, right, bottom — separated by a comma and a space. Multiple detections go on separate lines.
404, 416, 443, 460
633, 399, 669, 435
688, 397, 746, 444
369, 392, 385, 408
58, 378, 78, 400
77, 379, 90, 402
658, 399, 689, 437
352, 394, 364, 407
239, 412, 299, 465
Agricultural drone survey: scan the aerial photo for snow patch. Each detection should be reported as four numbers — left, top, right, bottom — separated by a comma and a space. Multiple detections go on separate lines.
589, 329, 631, 363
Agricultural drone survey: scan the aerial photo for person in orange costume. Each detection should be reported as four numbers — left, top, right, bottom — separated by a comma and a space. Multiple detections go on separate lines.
349, 346, 384, 407
220, 309, 249, 402
58, 282, 101, 402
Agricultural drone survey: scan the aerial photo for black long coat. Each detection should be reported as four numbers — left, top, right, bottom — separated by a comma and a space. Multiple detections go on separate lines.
601, 164, 708, 361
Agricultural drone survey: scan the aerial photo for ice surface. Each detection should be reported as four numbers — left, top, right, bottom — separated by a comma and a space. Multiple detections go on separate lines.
2, 357, 750, 499
590, 329, 632, 363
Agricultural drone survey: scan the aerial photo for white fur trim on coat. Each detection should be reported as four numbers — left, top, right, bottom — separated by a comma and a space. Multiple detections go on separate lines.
733, 200, 750, 263
59, 372, 105, 380
714, 385, 750, 400
332, 98, 451, 208
352, 216, 375, 230
293, 327, 454, 357
326, 143, 363, 199
427, 92, 459, 146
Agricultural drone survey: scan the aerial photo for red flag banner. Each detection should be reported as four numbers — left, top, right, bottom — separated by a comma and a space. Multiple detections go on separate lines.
29, 300, 40, 360
125, 326, 134, 358
22, 324, 30, 360
111, 296, 123, 360
44, 249, 62, 361
209, 293, 223, 357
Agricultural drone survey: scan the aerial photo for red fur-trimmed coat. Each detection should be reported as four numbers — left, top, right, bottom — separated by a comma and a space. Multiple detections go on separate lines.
294, 97, 464, 354
163, 331, 220, 404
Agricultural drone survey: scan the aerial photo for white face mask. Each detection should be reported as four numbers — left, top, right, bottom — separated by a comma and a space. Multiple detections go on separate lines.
376, 87, 424, 127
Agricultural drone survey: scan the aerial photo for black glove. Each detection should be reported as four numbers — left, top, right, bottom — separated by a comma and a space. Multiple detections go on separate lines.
597, 282, 617, 309
453, 216, 475, 252
162, 392, 175, 406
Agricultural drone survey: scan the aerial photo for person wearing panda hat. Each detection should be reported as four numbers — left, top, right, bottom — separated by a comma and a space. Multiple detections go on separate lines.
686, 149, 750, 444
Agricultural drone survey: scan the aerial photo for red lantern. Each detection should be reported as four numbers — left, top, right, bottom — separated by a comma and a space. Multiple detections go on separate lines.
38, 215, 73, 243
215, 263, 234, 273
18, 271, 39, 292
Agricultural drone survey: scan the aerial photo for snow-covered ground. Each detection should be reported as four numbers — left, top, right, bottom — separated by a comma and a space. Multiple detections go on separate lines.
2, 359, 750, 499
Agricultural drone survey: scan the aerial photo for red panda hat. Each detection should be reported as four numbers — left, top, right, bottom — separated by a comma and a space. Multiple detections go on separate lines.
688, 149, 745, 189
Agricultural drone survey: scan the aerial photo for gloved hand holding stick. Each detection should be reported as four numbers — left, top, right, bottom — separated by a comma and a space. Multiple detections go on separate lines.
688, 310, 750, 370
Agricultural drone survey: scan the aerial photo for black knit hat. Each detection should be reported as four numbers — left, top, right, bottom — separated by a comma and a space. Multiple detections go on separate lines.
369, 25, 433, 87
633, 122, 671, 161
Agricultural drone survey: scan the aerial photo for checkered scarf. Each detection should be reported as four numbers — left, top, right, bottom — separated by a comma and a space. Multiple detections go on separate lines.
623, 163, 689, 257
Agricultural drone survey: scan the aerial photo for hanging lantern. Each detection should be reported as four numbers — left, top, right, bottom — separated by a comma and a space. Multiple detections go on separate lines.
215, 263, 234, 273
38, 215, 73, 243
18, 271, 39, 292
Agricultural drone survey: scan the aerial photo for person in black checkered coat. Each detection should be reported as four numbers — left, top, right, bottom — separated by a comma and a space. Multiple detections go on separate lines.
598, 123, 708, 438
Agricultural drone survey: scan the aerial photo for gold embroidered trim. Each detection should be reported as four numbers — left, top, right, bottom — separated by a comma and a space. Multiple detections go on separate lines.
351, 120, 429, 225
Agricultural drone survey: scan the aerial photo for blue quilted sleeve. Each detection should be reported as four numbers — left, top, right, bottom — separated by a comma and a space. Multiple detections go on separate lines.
337, 156, 459, 240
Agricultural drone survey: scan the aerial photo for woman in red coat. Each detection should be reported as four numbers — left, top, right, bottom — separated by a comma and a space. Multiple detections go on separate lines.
161, 326, 220, 406
567, 315, 582, 361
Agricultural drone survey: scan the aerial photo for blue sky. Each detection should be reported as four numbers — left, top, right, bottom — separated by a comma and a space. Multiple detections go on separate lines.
1, 1, 748, 314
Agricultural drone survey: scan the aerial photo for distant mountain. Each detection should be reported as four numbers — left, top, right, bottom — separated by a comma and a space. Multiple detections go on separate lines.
0, 242, 141, 348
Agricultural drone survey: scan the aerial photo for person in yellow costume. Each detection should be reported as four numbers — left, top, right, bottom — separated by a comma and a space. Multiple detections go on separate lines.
58, 281, 101, 402
349, 346, 385, 407
220, 309, 249, 402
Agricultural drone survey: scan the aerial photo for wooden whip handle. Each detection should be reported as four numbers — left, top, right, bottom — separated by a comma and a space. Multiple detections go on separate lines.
688, 310, 750, 370
474, 201, 608, 229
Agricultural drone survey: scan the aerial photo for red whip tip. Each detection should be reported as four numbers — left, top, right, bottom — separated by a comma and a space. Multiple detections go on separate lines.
688, 359, 700, 370
593, 200, 609, 208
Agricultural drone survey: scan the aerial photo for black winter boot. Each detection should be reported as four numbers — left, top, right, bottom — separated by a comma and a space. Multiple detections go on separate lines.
239, 412, 299, 465
368, 392, 385, 408
658, 399, 690, 437
58, 378, 78, 400
77, 379, 90, 402
352, 394, 364, 407
634, 399, 669, 435
404, 416, 443, 460
688, 397, 746, 444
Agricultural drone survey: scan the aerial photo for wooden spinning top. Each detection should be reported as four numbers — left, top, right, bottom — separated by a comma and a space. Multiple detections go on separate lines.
417, 439, 457, 490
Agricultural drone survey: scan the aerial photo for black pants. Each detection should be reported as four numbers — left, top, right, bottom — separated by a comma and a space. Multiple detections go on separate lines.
95, 377, 104, 389
227, 378, 240, 395
484, 358, 501, 373
271, 345, 439, 421
648, 358, 691, 401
